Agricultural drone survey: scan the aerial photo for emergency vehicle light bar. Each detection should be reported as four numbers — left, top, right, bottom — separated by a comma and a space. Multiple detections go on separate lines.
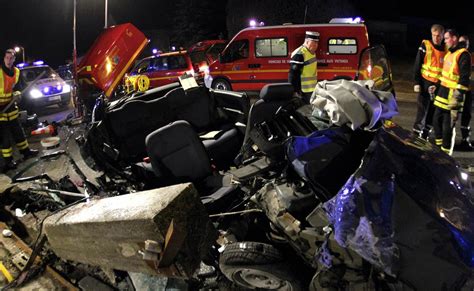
329, 17, 363, 24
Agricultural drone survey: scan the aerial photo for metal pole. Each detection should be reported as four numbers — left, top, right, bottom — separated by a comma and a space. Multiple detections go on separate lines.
73, 0, 76, 58
303, 5, 307, 24
104, 0, 108, 28
22, 47, 25, 63
73, 0, 81, 117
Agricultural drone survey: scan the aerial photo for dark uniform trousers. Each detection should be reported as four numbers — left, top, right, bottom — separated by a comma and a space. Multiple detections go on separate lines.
0, 107, 28, 159
413, 79, 437, 137
433, 107, 453, 150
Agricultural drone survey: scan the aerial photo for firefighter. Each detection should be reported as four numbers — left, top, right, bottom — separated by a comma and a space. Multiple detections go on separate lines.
413, 24, 446, 140
433, 29, 472, 155
0, 49, 38, 171
455, 35, 473, 151
289, 31, 319, 104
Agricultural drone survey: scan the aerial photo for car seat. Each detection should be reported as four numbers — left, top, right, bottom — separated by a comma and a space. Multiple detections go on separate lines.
238, 83, 313, 161
145, 120, 239, 211
166, 86, 243, 169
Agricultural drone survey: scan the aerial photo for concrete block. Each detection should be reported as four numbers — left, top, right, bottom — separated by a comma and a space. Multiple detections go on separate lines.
43, 183, 216, 278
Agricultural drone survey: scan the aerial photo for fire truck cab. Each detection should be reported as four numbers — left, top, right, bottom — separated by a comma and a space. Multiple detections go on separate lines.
209, 19, 370, 92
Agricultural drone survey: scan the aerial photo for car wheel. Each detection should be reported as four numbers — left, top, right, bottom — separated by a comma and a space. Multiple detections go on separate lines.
219, 242, 303, 290
212, 78, 232, 91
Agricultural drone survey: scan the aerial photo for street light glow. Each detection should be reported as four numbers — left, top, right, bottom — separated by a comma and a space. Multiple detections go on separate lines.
13, 46, 25, 62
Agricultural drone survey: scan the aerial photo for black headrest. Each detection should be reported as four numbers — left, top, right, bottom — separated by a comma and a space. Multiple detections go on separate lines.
259, 83, 294, 102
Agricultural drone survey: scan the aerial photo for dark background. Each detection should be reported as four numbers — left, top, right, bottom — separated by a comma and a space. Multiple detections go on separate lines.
0, 0, 472, 68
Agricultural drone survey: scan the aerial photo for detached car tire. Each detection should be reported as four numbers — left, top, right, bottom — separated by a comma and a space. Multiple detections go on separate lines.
219, 242, 303, 290
212, 78, 232, 91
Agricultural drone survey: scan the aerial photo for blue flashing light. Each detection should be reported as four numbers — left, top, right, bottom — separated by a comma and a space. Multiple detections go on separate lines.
33, 60, 44, 66
16, 63, 27, 68
152, 48, 158, 54
329, 17, 364, 24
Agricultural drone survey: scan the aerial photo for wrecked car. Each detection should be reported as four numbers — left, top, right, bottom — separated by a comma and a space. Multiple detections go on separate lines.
0, 25, 473, 291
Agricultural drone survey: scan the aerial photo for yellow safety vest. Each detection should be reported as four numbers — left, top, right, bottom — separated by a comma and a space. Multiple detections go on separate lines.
434, 48, 470, 110
291, 46, 317, 93
439, 48, 469, 90
420, 40, 446, 83
0, 67, 20, 121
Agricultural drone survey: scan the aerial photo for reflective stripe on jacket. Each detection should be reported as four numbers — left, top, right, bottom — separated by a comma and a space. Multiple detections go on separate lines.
433, 87, 461, 110
434, 48, 470, 110
420, 40, 446, 83
291, 46, 317, 93
439, 48, 469, 90
0, 67, 20, 120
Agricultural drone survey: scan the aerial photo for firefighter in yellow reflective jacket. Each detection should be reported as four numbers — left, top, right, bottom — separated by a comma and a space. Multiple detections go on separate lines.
0, 49, 38, 171
433, 29, 472, 155
288, 31, 319, 104
413, 24, 447, 139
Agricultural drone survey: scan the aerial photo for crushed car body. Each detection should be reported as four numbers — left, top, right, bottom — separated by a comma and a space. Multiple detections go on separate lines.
1, 23, 473, 291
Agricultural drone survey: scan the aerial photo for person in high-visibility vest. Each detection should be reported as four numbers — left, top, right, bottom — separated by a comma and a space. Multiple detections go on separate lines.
0, 49, 38, 171
454, 35, 473, 151
288, 31, 319, 104
412, 24, 447, 140
433, 29, 472, 155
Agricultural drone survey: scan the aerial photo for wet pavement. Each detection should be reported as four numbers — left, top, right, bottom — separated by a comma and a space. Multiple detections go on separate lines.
0, 104, 100, 185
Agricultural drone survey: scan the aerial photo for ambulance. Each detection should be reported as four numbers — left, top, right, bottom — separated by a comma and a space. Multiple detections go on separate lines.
209, 18, 372, 92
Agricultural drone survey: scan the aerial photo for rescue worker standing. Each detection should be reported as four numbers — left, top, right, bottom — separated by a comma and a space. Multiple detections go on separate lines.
0, 49, 38, 170
454, 35, 473, 151
413, 24, 446, 139
433, 29, 472, 155
289, 31, 319, 104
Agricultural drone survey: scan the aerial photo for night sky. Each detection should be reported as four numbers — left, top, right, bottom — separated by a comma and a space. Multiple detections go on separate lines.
1, 0, 472, 68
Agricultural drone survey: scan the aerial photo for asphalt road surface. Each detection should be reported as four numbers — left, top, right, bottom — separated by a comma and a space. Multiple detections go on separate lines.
393, 100, 474, 170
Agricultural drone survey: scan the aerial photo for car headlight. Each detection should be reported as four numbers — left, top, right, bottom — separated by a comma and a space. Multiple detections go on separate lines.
30, 89, 43, 98
63, 84, 71, 93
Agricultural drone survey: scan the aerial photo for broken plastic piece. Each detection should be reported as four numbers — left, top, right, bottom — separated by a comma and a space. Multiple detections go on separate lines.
2, 229, 13, 238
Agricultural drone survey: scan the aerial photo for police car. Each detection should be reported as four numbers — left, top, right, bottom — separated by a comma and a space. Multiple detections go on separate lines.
16, 61, 72, 113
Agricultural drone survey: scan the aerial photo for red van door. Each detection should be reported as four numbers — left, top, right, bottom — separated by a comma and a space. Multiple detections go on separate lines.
147, 54, 192, 87
318, 26, 367, 80
212, 39, 252, 91
250, 37, 291, 90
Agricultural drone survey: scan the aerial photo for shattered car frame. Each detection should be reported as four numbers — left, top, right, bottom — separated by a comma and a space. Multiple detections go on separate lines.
0, 24, 473, 291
